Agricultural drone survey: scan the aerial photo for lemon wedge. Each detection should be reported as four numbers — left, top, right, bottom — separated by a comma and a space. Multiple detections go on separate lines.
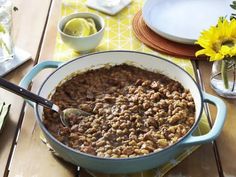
0, 24, 5, 33
63, 18, 90, 37
86, 18, 97, 35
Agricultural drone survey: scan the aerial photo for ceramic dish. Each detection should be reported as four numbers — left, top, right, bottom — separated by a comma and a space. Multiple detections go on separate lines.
19, 51, 226, 174
142, 0, 233, 44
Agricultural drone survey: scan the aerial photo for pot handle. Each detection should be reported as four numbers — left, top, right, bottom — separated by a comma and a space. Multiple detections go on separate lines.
19, 61, 63, 107
182, 92, 226, 146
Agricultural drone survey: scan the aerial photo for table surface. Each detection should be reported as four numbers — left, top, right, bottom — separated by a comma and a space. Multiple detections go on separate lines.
0, 0, 236, 177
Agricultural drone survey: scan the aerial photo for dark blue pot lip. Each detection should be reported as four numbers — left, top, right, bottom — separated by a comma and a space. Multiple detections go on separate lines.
35, 50, 204, 162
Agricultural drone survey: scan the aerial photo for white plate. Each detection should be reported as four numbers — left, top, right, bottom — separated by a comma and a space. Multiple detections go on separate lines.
142, 0, 233, 44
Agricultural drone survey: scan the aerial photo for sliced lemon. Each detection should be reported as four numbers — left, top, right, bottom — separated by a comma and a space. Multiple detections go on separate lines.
63, 18, 90, 37
0, 24, 5, 33
86, 18, 97, 35
86, 18, 96, 26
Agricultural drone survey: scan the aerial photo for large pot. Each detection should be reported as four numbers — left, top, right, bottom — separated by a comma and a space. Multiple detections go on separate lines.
19, 51, 226, 174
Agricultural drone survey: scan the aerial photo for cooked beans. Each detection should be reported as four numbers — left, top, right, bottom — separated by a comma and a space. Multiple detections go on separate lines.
43, 64, 195, 158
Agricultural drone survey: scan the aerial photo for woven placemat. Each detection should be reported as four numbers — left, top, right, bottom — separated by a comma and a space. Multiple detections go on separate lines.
132, 11, 203, 59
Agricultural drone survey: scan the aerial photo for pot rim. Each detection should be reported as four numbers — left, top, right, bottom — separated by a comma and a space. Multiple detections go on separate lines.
35, 50, 204, 161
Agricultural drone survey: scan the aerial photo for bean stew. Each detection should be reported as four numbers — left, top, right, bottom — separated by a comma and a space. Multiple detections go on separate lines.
43, 64, 195, 158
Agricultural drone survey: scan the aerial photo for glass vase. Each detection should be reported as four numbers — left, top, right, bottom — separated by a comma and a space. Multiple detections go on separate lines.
210, 59, 236, 98
0, 0, 14, 63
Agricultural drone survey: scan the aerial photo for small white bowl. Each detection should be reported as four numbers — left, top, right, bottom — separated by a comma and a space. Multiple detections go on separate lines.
58, 12, 105, 53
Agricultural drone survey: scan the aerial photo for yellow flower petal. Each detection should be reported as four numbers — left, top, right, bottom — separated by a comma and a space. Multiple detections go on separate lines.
195, 17, 236, 61
195, 49, 206, 57
230, 46, 236, 56
210, 53, 224, 61
219, 45, 231, 55
196, 39, 212, 49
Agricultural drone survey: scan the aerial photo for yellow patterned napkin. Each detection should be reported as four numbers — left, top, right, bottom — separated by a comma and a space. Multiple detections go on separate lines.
50, 0, 210, 176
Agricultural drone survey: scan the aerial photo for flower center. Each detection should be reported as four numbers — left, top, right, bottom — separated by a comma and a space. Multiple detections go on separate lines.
222, 39, 234, 47
212, 38, 236, 52
212, 41, 222, 52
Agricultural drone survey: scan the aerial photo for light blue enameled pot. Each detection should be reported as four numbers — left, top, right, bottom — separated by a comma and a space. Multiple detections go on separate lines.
19, 51, 226, 174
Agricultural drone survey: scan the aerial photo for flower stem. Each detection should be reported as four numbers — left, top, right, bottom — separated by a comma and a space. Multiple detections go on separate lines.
221, 60, 229, 89
232, 62, 236, 91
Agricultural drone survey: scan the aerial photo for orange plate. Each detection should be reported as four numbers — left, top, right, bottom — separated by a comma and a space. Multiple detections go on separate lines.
132, 11, 203, 59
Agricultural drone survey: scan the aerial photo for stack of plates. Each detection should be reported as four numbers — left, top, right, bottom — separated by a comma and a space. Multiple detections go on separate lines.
132, 0, 232, 59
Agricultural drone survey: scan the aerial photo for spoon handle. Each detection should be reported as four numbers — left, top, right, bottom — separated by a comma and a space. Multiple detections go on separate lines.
0, 77, 54, 109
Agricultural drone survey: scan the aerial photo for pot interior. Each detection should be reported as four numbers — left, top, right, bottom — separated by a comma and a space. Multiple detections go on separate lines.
36, 51, 203, 133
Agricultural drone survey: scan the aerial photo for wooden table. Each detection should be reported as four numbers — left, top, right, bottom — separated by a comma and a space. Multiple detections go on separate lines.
0, 0, 235, 176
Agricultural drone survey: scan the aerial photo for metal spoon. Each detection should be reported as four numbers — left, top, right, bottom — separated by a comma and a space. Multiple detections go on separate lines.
0, 77, 90, 127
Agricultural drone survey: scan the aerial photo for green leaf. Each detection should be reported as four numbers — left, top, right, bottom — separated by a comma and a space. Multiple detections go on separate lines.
230, 14, 236, 20
0, 102, 11, 133
230, 5, 236, 10
0, 102, 4, 112
230, 1, 236, 10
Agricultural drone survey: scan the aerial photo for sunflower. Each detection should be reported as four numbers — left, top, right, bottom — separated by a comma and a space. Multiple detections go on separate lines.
195, 18, 236, 61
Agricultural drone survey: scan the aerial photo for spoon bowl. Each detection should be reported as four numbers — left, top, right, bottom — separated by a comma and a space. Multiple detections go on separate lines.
60, 108, 91, 127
